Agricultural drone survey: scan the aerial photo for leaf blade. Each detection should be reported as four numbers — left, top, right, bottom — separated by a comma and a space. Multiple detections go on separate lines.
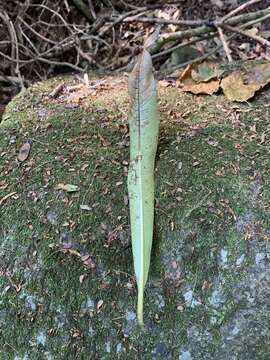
128, 49, 159, 325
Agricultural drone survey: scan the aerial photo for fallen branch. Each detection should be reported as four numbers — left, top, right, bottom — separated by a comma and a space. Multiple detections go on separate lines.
219, 0, 263, 23
221, 23, 270, 48
217, 27, 232, 62
152, 7, 270, 53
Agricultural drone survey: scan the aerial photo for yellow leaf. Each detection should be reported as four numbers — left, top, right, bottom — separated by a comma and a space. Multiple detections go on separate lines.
55, 184, 80, 192
221, 63, 270, 102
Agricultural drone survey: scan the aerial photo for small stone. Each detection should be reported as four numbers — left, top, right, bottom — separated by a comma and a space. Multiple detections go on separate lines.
184, 290, 193, 303
152, 342, 168, 357
231, 325, 240, 336
25, 295, 37, 311
126, 310, 136, 321
209, 287, 224, 308
220, 249, 228, 266
155, 294, 165, 309
116, 343, 123, 353
105, 341, 111, 353
179, 351, 193, 360
236, 254, 245, 266
46, 210, 57, 225
36, 331, 46, 346
81, 297, 95, 314
255, 252, 265, 265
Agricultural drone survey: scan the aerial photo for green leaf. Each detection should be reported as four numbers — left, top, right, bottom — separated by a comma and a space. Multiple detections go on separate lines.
128, 49, 160, 325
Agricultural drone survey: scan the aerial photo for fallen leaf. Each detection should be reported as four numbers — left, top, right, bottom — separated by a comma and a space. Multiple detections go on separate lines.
158, 80, 171, 87
191, 62, 224, 82
18, 142, 31, 162
97, 299, 103, 310
178, 64, 193, 84
81, 254, 96, 269
221, 72, 260, 102
0, 191, 17, 206
55, 184, 80, 192
79, 274, 86, 283
221, 63, 270, 102
81, 163, 89, 171
80, 204, 92, 211
178, 63, 220, 95
49, 82, 65, 98
185, 80, 220, 95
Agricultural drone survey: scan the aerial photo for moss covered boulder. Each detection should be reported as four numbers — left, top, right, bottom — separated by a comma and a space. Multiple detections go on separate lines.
0, 75, 270, 359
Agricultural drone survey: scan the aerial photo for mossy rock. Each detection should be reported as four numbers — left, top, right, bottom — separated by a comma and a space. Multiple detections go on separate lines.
0, 75, 270, 360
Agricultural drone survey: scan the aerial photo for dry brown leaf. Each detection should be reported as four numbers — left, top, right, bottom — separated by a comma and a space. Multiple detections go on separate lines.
221, 63, 270, 102
158, 80, 171, 87
178, 64, 193, 84
18, 142, 30, 162
185, 80, 220, 95
177, 63, 220, 95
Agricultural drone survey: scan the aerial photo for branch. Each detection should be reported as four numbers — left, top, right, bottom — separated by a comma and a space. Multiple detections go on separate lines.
124, 16, 207, 27
217, 27, 232, 62
221, 23, 270, 48
71, 0, 95, 23
151, 7, 270, 53
219, 0, 262, 23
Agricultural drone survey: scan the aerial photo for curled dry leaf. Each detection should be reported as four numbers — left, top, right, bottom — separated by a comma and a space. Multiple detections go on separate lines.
221, 63, 270, 102
178, 63, 220, 95
18, 142, 31, 162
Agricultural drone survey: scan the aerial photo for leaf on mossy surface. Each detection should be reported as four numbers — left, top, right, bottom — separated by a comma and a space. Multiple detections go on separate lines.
55, 183, 80, 192
177, 63, 220, 95
17, 142, 31, 162
221, 63, 270, 102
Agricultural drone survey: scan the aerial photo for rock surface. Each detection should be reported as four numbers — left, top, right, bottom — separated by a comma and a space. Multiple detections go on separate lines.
0, 75, 269, 359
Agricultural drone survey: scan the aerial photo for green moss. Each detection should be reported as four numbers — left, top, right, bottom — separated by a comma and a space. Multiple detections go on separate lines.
0, 77, 269, 359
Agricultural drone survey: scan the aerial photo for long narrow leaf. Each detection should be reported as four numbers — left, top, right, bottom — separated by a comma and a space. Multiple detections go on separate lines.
128, 49, 160, 325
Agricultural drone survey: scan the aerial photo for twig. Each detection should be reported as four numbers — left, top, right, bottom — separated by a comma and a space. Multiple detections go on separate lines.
49, 81, 65, 98
221, 23, 270, 48
87, 0, 97, 20
71, 0, 95, 22
241, 11, 270, 28
124, 16, 207, 27
219, 0, 262, 23
0, 75, 30, 85
152, 34, 216, 60
152, 7, 270, 53
160, 44, 224, 75
217, 27, 232, 62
